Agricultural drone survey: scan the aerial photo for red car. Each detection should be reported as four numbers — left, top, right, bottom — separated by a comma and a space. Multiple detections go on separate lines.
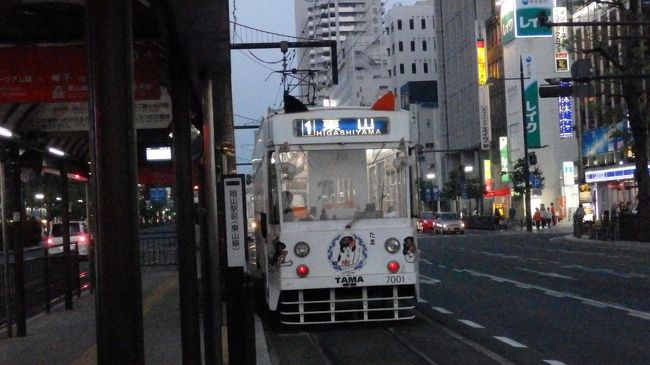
417, 211, 436, 232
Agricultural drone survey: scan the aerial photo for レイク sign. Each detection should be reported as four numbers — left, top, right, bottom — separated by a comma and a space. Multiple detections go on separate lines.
294, 117, 389, 137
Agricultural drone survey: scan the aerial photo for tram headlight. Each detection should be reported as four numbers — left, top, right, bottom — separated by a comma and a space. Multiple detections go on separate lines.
294, 241, 310, 257
384, 237, 400, 254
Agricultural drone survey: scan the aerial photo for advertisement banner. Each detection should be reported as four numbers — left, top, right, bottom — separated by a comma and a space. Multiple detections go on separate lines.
558, 81, 573, 139
499, 137, 509, 182
515, 0, 553, 38
484, 160, 492, 192
26, 89, 171, 131
479, 86, 491, 150
553, 7, 570, 72
477, 40, 488, 85
500, 0, 516, 44
0, 44, 160, 103
523, 54, 541, 148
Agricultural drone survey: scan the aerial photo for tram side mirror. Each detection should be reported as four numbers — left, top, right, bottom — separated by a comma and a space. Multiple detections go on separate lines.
245, 174, 252, 185
280, 162, 297, 179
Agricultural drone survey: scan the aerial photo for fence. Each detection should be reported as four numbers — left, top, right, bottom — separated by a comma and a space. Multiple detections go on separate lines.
0, 250, 81, 326
139, 229, 178, 266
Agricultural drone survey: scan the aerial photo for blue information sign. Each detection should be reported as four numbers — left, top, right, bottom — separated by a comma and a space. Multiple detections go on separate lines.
294, 117, 390, 137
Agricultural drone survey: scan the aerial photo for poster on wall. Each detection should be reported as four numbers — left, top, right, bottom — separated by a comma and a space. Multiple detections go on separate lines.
553, 7, 570, 72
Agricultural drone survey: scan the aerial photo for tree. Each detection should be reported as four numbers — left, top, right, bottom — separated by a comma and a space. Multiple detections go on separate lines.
568, 1, 650, 241
442, 166, 485, 212
503, 158, 545, 199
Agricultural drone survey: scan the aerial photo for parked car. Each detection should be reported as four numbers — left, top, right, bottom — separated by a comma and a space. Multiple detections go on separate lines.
417, 211, 436, 232
433, 212, 465, 234
42, 221, 91, 257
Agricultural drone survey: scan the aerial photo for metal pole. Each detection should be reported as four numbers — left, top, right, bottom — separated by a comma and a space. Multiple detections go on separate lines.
11, 156, 25, 337
86, 0, 144, 363
520, 56, 533, 232
61, 162, 72, 310
169, 39, 202, 362
0, 160, 13, 337
202, 79, 223, 365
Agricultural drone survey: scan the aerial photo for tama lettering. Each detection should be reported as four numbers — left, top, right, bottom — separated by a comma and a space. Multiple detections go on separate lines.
335, 276, 364, 285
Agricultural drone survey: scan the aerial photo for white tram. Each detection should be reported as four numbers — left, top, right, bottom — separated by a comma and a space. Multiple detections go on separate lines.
250, 94, 420, 324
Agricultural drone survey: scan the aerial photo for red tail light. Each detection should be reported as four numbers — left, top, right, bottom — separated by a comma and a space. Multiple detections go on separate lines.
296, 264, 309, 278
387, 260, 400, 273
79, 235, 86, 242
47, 237, 53, 246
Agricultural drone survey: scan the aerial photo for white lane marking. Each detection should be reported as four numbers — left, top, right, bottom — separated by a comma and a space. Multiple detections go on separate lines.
432, 306, 453, 314
516, 267, 576, 280
420, 258, 433, 265
515, 283, 533, 289
627, 312, 650, 321
581, 300, 607, 308
493, 336, 528, 348
462, 268, 650, 320
458, 319, 485, 329
419, 274, 441, 285
438, 264, 448, 269
543, 360, 568, 365
559, 264, 644, 279
452, 268, 463, 273
419, 298, 429, 303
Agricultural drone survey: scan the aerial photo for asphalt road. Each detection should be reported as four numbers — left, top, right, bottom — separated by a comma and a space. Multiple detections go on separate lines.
261, 225, 650, 365
418, 226, 650, 365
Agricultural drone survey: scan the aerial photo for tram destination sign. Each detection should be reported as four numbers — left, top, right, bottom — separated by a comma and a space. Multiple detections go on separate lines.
294, 117, 389, 137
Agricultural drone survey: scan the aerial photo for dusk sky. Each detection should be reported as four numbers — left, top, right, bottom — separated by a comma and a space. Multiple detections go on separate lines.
229, 0, 418, 172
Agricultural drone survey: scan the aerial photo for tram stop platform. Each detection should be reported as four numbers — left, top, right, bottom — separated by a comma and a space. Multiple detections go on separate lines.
0, 266, 272, 365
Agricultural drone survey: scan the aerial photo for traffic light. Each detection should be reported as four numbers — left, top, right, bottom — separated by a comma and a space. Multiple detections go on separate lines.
538, 84, 573, 98
528, 152, 537, 166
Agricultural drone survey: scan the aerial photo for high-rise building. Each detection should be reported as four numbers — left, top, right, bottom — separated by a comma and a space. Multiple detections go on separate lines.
294, 0, 384, 104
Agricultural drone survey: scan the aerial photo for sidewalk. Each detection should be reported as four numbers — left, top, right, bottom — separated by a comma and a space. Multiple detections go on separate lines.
0, 266, 272, 364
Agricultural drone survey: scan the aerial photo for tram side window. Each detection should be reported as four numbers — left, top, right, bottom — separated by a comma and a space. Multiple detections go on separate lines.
268, 151, 280, 224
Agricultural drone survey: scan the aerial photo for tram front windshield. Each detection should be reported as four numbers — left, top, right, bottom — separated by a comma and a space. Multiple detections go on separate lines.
278, 148, 408, 222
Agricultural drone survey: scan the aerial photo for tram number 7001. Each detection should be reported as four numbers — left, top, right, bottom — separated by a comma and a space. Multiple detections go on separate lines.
386, 275, 405, 284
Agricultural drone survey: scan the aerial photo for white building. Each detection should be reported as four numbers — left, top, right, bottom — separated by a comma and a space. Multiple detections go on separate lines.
294, 0, 384, 104
498, 0, 579, 219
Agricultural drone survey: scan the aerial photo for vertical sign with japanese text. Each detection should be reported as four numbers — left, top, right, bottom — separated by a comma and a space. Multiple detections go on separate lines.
523, 54, 541, 148
224, 176, 247, 268
553, 7, 570, 72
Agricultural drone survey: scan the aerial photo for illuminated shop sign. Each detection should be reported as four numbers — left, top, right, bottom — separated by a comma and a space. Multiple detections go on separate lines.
293, 117, 389, 137
476, 39, 488, 85
585, 165, 650, 183
558, 81, 573, 139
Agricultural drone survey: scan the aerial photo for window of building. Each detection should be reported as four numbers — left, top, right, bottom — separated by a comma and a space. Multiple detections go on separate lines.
421, 18, 426, 29
409, 19, 414, 30
423, 63, 428, 73
397, 19, 402, 30
410, 41, 415, 51
411, 63, 416, 74
422, 40, 427, 51
391, 23, 394, 33
392, 43, 395, 54
393, 65, 396, 75
388, 69, 392, 77
399, 64, 404, 74
387, 48, 390, 56
398, 41, 403, 52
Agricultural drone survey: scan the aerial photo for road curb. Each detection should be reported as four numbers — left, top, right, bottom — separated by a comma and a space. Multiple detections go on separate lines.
559, 234, 650, 253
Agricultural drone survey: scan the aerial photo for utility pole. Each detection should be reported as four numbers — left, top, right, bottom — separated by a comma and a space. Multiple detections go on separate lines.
520, 56, 533, 232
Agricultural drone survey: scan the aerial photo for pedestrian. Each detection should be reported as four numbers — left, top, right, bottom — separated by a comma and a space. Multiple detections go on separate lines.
540, 206, 547, 229
574, 203, 585, 237
533, 208, 542, 230
550, 203, 557, 226
508, 206, 516, 220
543, 206, 552, 229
